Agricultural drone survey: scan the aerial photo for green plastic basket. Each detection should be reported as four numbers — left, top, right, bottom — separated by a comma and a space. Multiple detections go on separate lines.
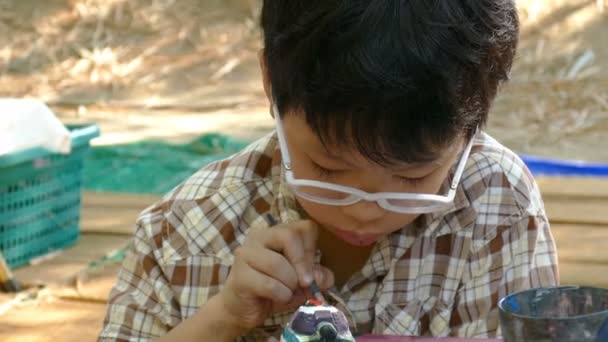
0, 124, 100, 269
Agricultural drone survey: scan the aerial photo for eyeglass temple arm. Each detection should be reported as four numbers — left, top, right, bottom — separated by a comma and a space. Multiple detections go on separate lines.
449, 130, 477, 190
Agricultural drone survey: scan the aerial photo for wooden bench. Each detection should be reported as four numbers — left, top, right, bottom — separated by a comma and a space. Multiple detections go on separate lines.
76, 179, 608, 288
13, 177, 608, 292
537, 177, 608, 287
2, 177, 606, 342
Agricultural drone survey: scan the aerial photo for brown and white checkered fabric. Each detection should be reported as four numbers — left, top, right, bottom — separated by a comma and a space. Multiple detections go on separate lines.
99, 131, 559, 341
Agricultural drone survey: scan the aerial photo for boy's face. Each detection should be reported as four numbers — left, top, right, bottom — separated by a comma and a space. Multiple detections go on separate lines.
282, 114, 463, 247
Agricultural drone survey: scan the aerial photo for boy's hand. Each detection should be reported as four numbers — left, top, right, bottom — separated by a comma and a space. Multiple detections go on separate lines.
218, 219, 335, 332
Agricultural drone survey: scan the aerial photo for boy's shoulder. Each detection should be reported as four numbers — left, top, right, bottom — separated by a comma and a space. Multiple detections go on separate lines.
462, 131, 545, 223
168, 131, 280, 201
421, 131, 545, 241
135, 131, 281, 260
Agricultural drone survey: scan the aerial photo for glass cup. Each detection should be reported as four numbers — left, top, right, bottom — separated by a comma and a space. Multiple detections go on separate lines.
499, 286, 608, 342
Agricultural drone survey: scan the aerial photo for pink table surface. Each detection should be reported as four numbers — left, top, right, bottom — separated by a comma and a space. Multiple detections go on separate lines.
357, 336, 500, 341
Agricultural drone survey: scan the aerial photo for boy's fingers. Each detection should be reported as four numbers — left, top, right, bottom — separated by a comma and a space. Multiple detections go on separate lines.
253, 220, 319, 288
313, 265, 335, 290
282, 220, 318, 287
294, 221, 319, 287
274, 288, 308, 312
240, 246, 299, 290
234, 260, 293, 304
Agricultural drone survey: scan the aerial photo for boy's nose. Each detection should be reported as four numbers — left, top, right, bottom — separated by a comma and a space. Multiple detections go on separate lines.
341, 199, 385, 223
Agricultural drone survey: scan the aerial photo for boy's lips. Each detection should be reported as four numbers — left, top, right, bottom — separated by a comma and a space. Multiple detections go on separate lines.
331, 228, 381, 247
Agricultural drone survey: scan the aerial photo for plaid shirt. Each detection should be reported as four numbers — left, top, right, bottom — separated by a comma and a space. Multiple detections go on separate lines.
99, 131, 559, 341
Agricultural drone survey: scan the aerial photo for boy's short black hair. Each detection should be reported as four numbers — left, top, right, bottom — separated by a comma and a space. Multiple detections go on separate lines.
261, 0, 519, 165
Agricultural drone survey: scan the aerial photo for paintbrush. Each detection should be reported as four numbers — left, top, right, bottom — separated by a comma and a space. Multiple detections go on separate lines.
309, 277, 326, 303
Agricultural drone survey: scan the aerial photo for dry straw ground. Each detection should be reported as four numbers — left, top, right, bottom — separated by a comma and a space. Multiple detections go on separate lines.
0, 0, 606, 161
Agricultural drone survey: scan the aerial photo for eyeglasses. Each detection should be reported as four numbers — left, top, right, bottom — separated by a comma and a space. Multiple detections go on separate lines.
273, 103, 475, 214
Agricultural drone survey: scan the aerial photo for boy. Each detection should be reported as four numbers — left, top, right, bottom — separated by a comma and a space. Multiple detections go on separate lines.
99, 0, 559, 340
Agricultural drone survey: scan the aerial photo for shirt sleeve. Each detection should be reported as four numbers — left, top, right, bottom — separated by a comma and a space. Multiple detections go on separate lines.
98, 210, 180, 342
450, 213, 560, 338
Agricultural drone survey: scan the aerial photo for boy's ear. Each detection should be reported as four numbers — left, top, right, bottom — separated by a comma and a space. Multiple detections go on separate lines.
258, 49, 273, 103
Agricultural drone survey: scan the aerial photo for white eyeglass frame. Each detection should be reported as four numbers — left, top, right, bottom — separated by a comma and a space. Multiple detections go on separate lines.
273, 103, 476, 214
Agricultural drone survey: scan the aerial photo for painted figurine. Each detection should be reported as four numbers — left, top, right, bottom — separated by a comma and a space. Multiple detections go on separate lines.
281, 299, 356, 342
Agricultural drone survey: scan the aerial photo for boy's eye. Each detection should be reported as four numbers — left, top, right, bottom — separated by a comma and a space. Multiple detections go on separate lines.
395, 175, 426, 187
311, 162, 343, 178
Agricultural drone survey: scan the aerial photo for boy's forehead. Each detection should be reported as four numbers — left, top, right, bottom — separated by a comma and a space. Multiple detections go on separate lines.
319, 140, 454, 170
283, 113, 461, 168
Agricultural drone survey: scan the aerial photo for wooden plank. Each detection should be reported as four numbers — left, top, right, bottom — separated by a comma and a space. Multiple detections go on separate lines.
0, 299, 107, 342
544, 198, 608, 225
71, 261, 122, 302
13, 234, 128, 288
536, 176, 608, 199
80, 192, 160, 234
535, 176, 608, 225
559, 262, 608, 288
82, 191, 161, 209
80, 207, 140, 235
552, 224, 608, 263
550, 223, 608, 287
